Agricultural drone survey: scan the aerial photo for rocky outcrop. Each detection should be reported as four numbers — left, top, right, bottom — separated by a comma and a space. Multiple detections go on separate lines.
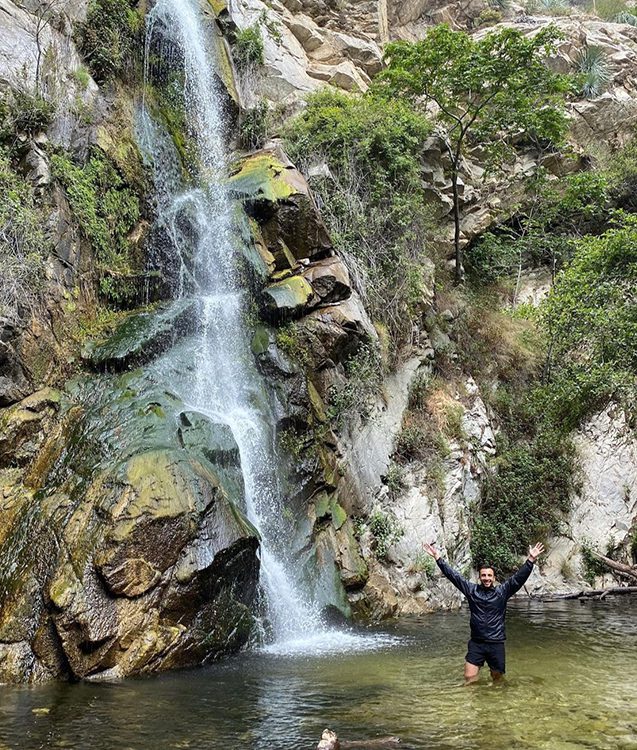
0, 0, 101, 150
230, 0, 382, 103
347, 376, 498, 618
533, 405, 637, 593
0, 370, 259, 683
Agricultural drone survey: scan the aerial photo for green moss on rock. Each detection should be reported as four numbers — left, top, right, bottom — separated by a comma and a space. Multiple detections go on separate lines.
228, 154, 299, 204
82, 299, 195, 368
264, 275, 314, 314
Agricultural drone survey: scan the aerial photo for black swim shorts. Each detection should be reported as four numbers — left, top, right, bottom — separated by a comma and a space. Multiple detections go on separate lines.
465, 639, 506, 674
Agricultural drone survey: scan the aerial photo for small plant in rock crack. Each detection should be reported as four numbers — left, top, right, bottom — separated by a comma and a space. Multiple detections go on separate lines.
369, 510, 403, 560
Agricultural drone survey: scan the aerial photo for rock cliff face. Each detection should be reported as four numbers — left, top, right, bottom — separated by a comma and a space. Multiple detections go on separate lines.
1, 0, 636, 684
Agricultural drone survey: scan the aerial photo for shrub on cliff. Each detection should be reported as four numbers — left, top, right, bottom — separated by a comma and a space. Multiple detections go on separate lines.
284, 89, 432, 349
469, 211, 637, 573
0, 150, 47, 320
539, 213, 637, 427
76, 0, 142, 83
466, 169, 610, 284
232, 25, 265, 70
51, 150, 141, 304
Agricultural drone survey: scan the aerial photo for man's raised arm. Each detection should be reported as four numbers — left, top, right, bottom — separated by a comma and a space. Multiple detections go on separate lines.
500, 542, 545, 599
423, 542, 474, 598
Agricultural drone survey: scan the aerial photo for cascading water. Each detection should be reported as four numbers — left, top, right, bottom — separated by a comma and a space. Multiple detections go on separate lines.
138, 0, 389, 655
137, 0, 321, 651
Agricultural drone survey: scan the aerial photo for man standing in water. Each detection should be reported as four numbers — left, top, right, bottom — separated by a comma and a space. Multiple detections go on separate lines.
423, 541, 545, 683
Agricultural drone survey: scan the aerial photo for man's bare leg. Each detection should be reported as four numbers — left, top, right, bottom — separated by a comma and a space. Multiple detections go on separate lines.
464, 662, 480, 685
490, 670, 504, 683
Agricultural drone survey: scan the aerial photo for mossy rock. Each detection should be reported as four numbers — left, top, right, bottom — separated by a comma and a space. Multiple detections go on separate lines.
82, 299, 196, 369
208, 0, 228, 17
0, 389, 62, 469
212, 33, 239, 109
228, 148, 333, 265
251, 326, 271, 356
0, 369, 260, 682
263, 275, 316, 317
228, 153, 302, 204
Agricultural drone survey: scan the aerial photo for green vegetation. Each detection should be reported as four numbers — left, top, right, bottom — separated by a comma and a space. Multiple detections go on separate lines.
76, 0, 142, 83
239, 100, 271, 150
475, 7, 503, 26
284, 88, 432, 346
581, 542, 609, 585
0, 150, 48, 320
577, 46, 611, 99
275, 323, 311, 366
539, 215, 637, 427
375, 25, 570, 283
233, 25, 265, 69
385, 461, 407, 499
466, 152, 637, 573
326, 342, 383, 428
0, 90, 53, 140
593, 0, 633, 19
472, 432, 574, 573
395, 378, 461, 464
410, 551, 438, 579
466, 169, 609, 285
369, 509, 403, 560
51, 150, 141, 304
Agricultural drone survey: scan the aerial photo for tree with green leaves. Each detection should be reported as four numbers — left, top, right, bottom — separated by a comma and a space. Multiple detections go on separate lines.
375, 24, 571, 283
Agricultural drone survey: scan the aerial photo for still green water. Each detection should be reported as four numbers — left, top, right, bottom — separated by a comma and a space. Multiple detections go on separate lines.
1, 599, 636, 750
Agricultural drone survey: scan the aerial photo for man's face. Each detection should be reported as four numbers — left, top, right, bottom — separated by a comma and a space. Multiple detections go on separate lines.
479, 567, 495, 587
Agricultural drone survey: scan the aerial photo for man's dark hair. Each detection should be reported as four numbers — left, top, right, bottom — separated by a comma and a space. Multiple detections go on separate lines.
478, 563, 495, 573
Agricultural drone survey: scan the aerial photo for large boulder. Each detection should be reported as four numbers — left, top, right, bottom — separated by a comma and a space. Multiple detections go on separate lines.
0, 370, 259, 683
229, 146, 333, 265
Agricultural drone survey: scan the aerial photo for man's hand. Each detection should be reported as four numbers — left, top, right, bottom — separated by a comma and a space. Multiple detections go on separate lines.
423, 542, 441, 561
528, 542, 545, 563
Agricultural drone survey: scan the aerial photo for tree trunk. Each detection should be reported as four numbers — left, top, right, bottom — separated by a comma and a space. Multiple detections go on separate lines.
451, 164, 463, 285
540, 586, 637, 601
590, 551, 637, 582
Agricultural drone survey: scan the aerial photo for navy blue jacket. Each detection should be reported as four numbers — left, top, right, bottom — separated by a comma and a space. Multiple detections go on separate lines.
437, 558, 534, 642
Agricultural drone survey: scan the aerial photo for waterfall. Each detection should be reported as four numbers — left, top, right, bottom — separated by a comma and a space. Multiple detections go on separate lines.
138, 0, 328, 649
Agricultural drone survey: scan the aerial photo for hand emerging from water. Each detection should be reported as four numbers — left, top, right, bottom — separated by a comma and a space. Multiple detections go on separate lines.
528, 542, 545, 563
423, 542, 441, 561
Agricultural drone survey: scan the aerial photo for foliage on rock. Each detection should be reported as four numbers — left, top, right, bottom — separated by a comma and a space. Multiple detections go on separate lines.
51, 149, 142, 304
284, 89, 432, 348
76, 0, 142, 83
375, 24, 571, 282
0, 150, 48, 321
232, 24, 265, 70
539, 215, 637, 427
466, 169, 609, 284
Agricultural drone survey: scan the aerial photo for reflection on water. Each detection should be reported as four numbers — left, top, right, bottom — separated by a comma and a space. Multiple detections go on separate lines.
1, 599, 636, 750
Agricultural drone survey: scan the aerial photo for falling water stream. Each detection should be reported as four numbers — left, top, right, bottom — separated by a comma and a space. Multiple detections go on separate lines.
137, 0, 377, 654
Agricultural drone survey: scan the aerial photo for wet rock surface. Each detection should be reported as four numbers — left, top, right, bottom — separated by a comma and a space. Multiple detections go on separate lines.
0, 371, 259, 683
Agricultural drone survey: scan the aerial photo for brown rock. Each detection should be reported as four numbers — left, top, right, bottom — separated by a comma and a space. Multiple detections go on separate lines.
302, 257, 351, 304
98, 557, 162, 598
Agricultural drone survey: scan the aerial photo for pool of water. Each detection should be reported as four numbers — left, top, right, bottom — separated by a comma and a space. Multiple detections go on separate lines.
1, 598, 636, 750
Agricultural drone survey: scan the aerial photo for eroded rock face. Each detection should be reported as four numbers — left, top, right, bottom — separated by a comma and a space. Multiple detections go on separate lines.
0, 371, 259, 683
230, 0, 382, 103
532, 406, 637, 593
348, 376, 496, 619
